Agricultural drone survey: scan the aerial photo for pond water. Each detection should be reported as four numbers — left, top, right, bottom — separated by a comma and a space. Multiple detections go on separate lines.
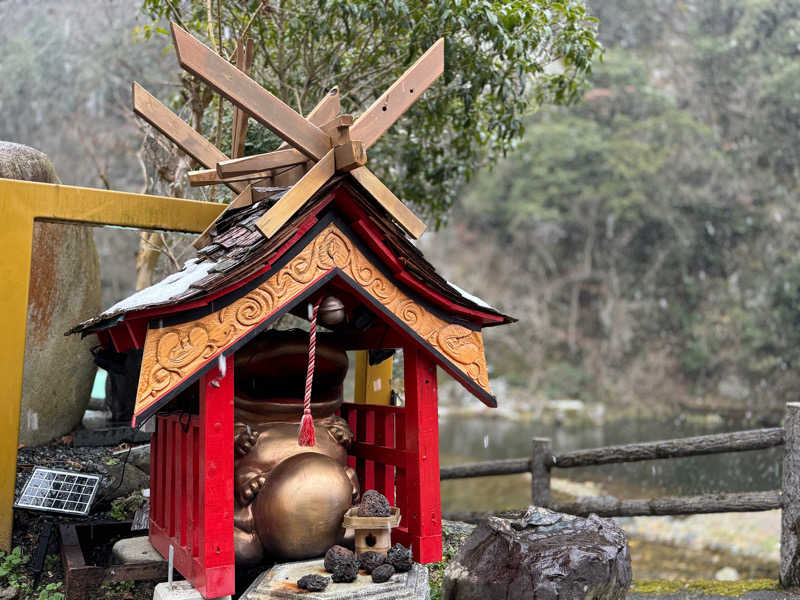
438, 414, 782, 514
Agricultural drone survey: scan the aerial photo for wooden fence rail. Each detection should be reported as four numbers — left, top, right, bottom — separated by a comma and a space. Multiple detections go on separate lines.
549, 490, 783, 518
439, 428, 785, 479
552, 428, 785, 468
440, 458, 530, 479
439, 402, 800, 587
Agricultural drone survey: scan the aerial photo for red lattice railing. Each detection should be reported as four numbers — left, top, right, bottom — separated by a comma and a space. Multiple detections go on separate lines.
340, 349, 442, 564
149, 360, 235, 599
340, 403, 407, 537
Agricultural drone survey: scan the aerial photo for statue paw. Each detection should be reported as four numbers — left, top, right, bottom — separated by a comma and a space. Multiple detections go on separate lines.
235, 429, 259, 458
238, 474, 267, 505
345, 466, 360, 504
321, 415, 354, 447
234, 527, 264, 565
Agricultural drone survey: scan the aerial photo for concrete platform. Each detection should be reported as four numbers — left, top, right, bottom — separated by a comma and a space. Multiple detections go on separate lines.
153, 581, 205, 600
242, 558, 429, 600
152, 580, 231, 600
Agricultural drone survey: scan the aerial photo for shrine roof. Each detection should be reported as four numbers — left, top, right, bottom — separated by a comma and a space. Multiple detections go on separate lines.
70, 177, 513, 336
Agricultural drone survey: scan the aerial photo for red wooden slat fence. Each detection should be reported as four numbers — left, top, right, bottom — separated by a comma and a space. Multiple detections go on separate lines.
341, 403, 403, 528
149, 358, 235, 599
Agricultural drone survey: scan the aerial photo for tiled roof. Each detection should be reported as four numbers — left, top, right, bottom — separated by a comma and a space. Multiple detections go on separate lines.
70, 177, 513, 335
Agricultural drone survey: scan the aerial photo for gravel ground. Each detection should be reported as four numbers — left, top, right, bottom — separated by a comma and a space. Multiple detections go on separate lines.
11, 439, 157, 600
619, 511, 781, 563
15, 441, 115, 499
13, 440, 134, 555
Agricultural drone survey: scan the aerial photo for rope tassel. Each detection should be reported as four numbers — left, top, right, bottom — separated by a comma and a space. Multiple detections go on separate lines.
298, 298, 322, 446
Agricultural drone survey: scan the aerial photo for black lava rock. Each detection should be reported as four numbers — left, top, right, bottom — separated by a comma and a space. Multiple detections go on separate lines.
371, 563, 396, 583
358, 551, 385, 574
331, 556, 359, 583
324, 545, 354, 573
387, 543, 413, 572
357, 489, 391, 517
297, 574, 329, 592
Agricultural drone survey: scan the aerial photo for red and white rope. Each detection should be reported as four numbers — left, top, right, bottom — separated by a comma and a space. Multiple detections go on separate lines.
298, 297, 322, 446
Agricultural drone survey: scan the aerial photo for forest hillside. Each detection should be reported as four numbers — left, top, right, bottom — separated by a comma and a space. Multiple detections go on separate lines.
426, 0, 800, 419
1, 0, 798, 420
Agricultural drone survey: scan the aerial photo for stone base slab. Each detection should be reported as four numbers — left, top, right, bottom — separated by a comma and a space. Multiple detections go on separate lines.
242, 558, 429, 600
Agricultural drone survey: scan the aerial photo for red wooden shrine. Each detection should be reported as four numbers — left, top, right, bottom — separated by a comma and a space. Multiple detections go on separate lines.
69, 23, 514, 600
74, 181, 512, 597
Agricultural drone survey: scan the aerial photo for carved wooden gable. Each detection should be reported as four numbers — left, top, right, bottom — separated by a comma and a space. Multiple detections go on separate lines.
132, 214, 495, 425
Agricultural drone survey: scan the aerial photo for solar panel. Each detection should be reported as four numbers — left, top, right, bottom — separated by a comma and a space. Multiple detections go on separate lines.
15, 468, 100, 516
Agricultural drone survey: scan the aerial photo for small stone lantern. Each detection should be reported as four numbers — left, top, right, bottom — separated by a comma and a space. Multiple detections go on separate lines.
343, 507, 401, 556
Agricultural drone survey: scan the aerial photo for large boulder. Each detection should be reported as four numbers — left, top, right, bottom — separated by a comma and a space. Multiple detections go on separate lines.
0, 142, 101, 445
442, 506, 631, 600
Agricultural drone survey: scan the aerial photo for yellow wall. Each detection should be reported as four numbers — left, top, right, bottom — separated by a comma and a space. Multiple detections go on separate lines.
0, 179, 224, 551
354, 351, 393, 405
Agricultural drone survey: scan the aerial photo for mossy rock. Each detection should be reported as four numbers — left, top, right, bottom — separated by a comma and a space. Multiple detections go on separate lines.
630, 579, 781, 596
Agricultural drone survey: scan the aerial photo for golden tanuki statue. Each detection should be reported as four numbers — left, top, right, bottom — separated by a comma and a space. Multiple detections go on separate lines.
232, 328, 360, 564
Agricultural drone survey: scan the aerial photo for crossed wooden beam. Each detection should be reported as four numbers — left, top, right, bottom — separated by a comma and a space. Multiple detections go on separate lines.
133, 23, 443, 248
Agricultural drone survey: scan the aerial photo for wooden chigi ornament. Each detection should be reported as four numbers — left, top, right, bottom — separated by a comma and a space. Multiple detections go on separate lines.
70, 23, 514, 599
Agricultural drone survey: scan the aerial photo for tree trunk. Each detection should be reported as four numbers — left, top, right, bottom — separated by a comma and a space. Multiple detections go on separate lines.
135, 231, 164, 290
134, 130, 193, 290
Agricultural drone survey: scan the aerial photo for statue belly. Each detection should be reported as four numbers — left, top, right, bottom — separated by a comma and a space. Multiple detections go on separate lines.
252, 452, 353, 560
232, 420, 357, 563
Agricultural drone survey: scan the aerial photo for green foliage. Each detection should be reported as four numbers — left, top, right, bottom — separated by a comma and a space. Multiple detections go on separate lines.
428, 524, 469, 600
43, 555, 60, 574
681, 337, 712, 378
34, 583, 64, 600
448, 0, 800, 410
757, 61, 800, 182
109, 501, 130, 521
465, 51, 744, 288
0, 546, 29, 589
100, 581, 136, 595
137, 0, 602, 225
0, 548, 63, 600
542, 362, 591, 399
109, 491, 145, 521
458, 42, 770, 399
631, 578, 779, 596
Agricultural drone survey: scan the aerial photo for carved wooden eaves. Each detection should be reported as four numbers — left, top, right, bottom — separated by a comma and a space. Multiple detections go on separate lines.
132, 222, 493, 425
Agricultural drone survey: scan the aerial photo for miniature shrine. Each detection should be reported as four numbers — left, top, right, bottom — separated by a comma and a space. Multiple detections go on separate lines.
69, 23, 513, 599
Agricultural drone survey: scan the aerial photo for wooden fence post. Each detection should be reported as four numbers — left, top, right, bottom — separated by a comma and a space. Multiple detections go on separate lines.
782, 403, 800, 587
531, 438, 552, 507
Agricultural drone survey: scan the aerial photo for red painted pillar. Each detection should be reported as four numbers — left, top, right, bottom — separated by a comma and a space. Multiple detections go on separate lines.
197, 355, 235, 598
403, 347, 442, 563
